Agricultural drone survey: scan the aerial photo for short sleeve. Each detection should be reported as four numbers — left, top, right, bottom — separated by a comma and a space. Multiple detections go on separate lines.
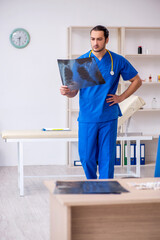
120, 56, 138, 81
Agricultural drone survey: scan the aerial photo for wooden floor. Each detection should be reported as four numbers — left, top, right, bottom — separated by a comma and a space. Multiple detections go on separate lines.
0, 165, 155, 240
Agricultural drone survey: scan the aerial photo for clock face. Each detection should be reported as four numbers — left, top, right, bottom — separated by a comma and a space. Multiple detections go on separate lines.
10, 28, 30, 48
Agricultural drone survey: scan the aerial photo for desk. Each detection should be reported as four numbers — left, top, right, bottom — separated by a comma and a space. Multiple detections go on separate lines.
45, 178, 160, 240
1, 130, 152, 196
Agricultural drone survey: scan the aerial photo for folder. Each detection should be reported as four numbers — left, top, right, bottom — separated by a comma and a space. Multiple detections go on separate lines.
74, 160, 82, 166
42, 128, 70, 131
124, 143, 136, 165
124, 144, 127, 165
130, 143, 136, 165
115, 143, 121, 165
140, 144, 145, 165
135, 143, 145, 165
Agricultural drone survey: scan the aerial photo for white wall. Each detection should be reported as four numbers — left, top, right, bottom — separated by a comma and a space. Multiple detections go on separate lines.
0, 0, 160, 166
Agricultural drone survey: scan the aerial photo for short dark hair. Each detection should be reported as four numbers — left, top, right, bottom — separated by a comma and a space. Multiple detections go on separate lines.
90, 25, 109, 40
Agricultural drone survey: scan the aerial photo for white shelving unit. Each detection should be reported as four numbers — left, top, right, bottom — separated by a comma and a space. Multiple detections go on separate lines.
67, 26, 160, 166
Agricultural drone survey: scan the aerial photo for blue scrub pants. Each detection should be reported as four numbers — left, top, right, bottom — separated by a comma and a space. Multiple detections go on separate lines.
78, 119, 118, 179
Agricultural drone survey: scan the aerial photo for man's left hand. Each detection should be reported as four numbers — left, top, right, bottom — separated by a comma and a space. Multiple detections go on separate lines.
106, 94, 123, 106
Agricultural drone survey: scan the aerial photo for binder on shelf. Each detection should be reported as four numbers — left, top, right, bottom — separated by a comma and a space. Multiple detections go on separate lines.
74, 160, 82, 166
130, 143, 136, 165
134, 143, 137, 165
135, 143, 145, 165
124, 144, 127, 165
140, 143, 145, 165
124, 143, 136, 165
115, 143, 121, 165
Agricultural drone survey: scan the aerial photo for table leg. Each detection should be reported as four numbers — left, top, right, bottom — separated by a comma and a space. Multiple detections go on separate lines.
17, 143, 20, 189
18, 142, 24, 196
127, 140, 131, 175
136, 139, 141, 177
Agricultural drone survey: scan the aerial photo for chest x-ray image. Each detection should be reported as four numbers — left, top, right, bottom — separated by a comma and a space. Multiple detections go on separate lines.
54, 180, 128, 194
57, 57, 105, 90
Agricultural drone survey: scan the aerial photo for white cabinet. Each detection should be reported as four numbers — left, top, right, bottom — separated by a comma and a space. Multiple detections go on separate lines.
67, 26, 160, 166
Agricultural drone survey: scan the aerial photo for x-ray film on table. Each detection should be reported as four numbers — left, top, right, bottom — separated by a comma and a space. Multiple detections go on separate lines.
54, 181, 129, 194
57, 57, 105, 90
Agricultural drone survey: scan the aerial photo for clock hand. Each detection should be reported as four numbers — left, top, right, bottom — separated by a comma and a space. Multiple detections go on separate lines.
18, 36, 21, 45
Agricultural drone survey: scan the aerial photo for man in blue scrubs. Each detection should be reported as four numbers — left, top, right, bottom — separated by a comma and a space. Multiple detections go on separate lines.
60, 25, 142, 179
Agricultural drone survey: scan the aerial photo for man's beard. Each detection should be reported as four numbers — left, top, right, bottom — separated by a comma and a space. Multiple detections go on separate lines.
92, 45, 106, 52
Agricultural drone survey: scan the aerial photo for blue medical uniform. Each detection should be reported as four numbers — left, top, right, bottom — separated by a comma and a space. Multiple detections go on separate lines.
78, 50, 138, 179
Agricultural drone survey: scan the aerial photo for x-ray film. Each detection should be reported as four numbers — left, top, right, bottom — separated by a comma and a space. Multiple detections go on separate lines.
57, 57, 105, 90
54, 181, 129, 194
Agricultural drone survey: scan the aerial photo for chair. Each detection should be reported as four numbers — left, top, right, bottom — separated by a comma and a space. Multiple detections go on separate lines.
118, 95, 145, 132
154, 136, 160, 177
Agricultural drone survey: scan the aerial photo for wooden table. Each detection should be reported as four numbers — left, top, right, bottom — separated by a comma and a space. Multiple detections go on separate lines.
45, 178, 160, 240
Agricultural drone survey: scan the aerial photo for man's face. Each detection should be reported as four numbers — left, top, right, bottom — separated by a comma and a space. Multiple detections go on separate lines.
90, 30, 109, 53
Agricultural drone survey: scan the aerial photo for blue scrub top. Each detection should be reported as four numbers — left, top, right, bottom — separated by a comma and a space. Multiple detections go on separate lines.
78, 50, 138, 123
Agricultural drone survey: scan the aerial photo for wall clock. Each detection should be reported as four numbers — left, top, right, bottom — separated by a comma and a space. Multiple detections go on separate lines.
10, 28, 30, 49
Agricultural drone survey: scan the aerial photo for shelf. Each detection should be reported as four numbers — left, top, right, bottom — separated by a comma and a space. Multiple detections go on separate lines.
124, 81, 160, 85
141, 82, 160, 85
144, 162, 155, 166
69, 53, 160, 59
69, 26, 93, 30
70, 108, 160, 113
68, 109, 79, 112
122, 162, 155, 167
138, 108, 160, 112
125, 54, 160, 57
134, 134, 159, 139
152, 135, 160, 139
125, 27, 160, 30
69, 26, 122, 30
69, 54, 81, 59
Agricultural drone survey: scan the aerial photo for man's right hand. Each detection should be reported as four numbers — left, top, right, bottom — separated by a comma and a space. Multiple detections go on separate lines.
60, 85, 78, 98
60, 86, 71, 96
